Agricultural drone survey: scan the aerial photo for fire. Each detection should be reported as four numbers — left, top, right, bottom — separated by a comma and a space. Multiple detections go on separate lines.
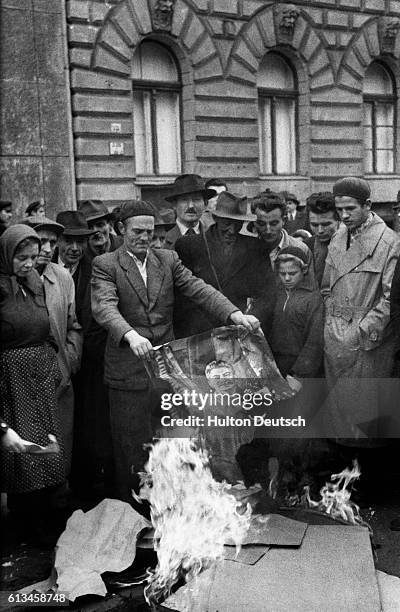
140, 438, 251, 605
305, 459, 362, 524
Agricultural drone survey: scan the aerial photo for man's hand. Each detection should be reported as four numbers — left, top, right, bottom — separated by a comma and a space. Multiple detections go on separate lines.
124, 329, 154, 361
230, 311, 260, 332
1, 428, 26, 453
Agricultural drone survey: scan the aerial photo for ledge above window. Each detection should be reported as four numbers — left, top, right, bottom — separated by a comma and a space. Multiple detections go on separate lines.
135, 175, 178, 186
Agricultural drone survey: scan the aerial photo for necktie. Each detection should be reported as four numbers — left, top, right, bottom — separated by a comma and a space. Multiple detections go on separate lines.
186, 228, 195, 236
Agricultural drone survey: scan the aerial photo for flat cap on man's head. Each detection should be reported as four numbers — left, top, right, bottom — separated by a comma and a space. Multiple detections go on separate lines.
333, 177, 371, 203
118, 200, 156, 222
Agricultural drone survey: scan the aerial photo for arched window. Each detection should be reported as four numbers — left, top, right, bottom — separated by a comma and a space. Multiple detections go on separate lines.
132, 41, 182, 176
257, 53, 297, 175
363, 62, 396, 174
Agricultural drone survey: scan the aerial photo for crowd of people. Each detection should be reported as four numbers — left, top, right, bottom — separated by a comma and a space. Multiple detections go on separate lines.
1, 172, 400, 543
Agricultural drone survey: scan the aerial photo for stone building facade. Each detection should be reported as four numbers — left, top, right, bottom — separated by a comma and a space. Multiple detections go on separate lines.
0, 0, 75, 219
1, 0, 400, 219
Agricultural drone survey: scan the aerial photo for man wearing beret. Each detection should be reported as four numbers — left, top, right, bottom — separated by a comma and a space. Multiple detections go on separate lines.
91, 200, 260, 503
322, 176, 400, 439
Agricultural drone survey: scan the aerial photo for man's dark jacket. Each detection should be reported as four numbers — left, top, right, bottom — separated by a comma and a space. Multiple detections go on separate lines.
284, 210, 310, 236
52, 247, 92, 327
174, 225, 276, 338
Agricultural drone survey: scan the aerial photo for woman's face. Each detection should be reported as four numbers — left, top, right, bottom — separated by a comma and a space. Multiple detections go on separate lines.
13, 243, 39, 277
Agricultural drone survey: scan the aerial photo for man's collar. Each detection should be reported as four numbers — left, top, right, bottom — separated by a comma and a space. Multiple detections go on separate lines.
126, 249, 149, 266
42, 262, 56, 283
267, 230, 285, 253
58, 255, 79, 276
176, 219, 201, 235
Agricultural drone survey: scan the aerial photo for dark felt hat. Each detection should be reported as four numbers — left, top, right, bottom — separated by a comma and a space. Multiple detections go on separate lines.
22, 215, 64, 237
333, 177, 371, 202
165, 174, 216, 202
56, 211, 94, 236
78, 200, 112, 223
0, 200, 12, 211
119, 200, 156, 222
25, 201, 43, 216
212, 192, 256, 222
154, 208, 176, 229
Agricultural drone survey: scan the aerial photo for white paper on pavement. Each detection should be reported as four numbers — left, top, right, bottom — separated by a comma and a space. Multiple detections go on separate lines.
55, 498, 151, 601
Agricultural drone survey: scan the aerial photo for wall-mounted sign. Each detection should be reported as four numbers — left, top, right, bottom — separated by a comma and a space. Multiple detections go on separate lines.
111, 123, 122, 133
109, 142, 124, 155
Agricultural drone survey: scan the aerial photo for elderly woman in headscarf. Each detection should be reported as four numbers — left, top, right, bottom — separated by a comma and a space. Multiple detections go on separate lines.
0, 225, 65, 541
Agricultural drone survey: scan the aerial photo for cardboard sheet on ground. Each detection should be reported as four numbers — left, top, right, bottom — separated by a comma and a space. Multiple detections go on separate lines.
164, 525, 381, 612
223, 545, 269, 565
225, 514, 307, 547
55, 499, 150, 601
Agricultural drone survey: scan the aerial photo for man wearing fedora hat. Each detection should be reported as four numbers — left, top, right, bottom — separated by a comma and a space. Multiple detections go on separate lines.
78, 199, 122, 258
164, 174, 216, 249
91, 199, 260, 503
281, 191, 309, 236
22, 215, 82, 480
53, 211, 94, 327
174, 191, 276, 338
68, 201, 123, 498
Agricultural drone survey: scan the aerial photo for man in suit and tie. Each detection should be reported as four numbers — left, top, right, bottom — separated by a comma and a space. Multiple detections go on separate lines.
91, 200, 260, 503
282, 191, 310, 236
174, 191, 276, 338
164, 174, 216, 249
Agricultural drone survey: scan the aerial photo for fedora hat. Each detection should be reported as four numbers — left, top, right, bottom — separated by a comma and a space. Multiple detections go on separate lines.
155, 208, 176, 230
78, 199, 112, 223
212, 192, 256, 222
56, 211, 94, 236
165, 174, 216, 202
22, 215, 64, 237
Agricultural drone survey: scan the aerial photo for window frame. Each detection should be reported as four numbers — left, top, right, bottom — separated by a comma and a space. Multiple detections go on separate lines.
363, 62, 397, 176
131, 41, 183, 177
257, 53, 299, 176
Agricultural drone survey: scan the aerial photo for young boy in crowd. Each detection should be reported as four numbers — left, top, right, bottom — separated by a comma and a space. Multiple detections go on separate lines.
268, 245, 323, 379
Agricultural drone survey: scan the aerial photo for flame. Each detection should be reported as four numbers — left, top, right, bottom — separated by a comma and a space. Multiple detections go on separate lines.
140, 438, 251, 605
305, 459, 361, 524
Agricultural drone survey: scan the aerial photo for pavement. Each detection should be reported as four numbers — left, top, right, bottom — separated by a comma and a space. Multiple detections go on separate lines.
1, 440, 399, 611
